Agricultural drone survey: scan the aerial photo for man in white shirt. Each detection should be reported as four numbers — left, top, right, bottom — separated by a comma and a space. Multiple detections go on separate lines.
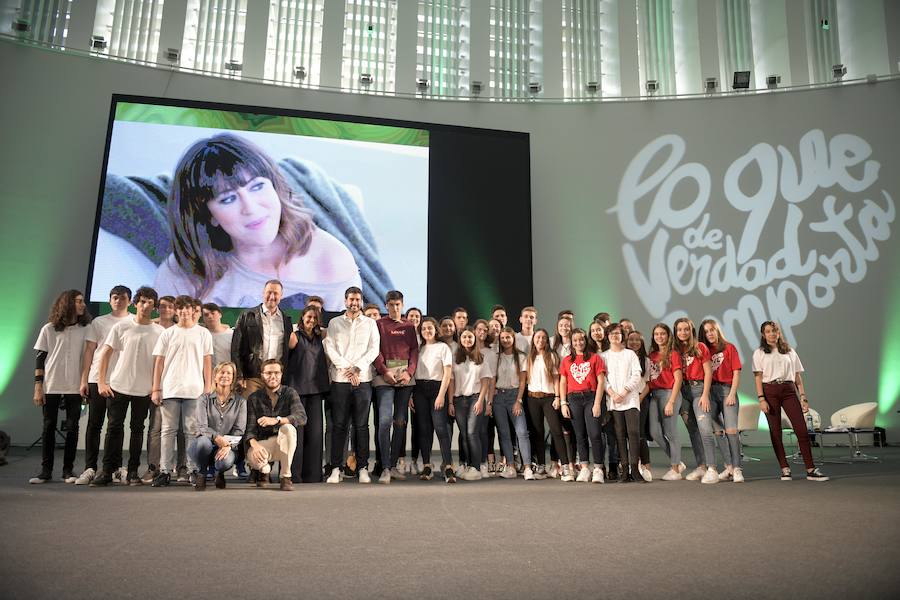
150, 295, 213, 487
231, 280, 292, 398
323, 286, 380, 484
74, 285, 132, 485
515, 306, 538, 353
202, 302, 234, 367
91, 287, 164, 486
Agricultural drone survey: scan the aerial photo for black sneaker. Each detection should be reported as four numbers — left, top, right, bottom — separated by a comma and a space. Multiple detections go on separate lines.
28, 472, 52, 484
780, 468, 792, 481
419, 465, 434, 481
215, 472, 227, 489
151, 472, 171, 487
444, 466, 456, 484
90, 471, 113, 487
194, 472, 207, 491
608, 464, 619, 481
806, 468, 829, 482
127, 471, 142, 486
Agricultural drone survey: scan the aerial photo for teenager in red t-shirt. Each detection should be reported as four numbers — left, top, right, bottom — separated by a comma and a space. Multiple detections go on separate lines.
559, 329, 606, 483
674, 317, 717, 484
701, 319, 744, 483
648, 324, 684, 481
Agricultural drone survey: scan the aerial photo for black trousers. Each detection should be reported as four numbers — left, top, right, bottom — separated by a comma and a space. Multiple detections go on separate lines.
329, 382, 371, 468
294, 393, 324, 483
41, 394, 81, 475
102, 391, 152, 473
83, 383, 106, 471
612, 408, 641, 471
526, 394, 570, 465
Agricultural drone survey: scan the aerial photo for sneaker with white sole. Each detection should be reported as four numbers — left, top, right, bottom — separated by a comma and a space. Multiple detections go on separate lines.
409, 459, 421, 476
591, 466, 605, 483
419, 464, 434, 480
701, 467, 719, 484
685, 467, 706, 481
63, 472, 77, 484
459, 466, 482, 481
548, 463, 560, 479
75, 468, 96, 486
639, 464, 653, 482
358, 468, 371, 483
390, 467, 407, 481
732, 467, 745, 483
718, 468, 734, 482
560, 465, 574, 482
533, 464, 548, 480
379, 469, 391, 484
523, 466, 535, 481
396, 458, 407, 474
662, 469, 683, 481
677, 462, 687, 474
500, 465, 517, 479
455, 465, 466, 478
112, 467, 128, 485
780, 467, 792, 481
326, 467, 342, 484
576, 465, 591, 482
29, 473, 51, 484
480, 464, 490, 479
806, 468, 829, 482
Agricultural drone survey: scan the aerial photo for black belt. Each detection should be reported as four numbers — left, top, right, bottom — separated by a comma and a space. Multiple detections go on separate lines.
764, 379, 794, 385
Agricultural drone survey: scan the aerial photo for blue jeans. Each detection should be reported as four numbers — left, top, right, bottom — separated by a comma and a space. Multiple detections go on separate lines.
493, 389, 532, 465
454, 394, 485, 467
680, 382, 707, 467
649, 388, 682, 466
188, 436, 236, 473
710, 383, 742, 468
374, 385, 412, 470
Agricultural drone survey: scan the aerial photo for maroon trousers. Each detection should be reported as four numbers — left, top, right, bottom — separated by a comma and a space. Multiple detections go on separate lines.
762, 382, 814, 470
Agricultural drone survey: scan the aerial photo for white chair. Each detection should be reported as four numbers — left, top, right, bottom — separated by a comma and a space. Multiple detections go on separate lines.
738, 403, 762, 462
824, 402, 880, 461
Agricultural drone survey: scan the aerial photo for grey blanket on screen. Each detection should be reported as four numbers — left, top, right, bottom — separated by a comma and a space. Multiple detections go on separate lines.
100, 158, 394, 306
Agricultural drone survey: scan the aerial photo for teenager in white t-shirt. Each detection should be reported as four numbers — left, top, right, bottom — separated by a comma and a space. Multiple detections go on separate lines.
602, 323, 645, 484
201, 302, 234, 367
74, 285, 132, 485
525, 329, 564, 479
144, 295, 177, 483
30, 290, 92, 484
413, 317, 455, 482
753, 320, 828, 482
626, 330, 653, 482
448, 328, 492, 481
473, 319, 499, 476
515, 306, 537, 354
150, 295, 213, 487
492, 327, 534, 480
91, 287, 165, 486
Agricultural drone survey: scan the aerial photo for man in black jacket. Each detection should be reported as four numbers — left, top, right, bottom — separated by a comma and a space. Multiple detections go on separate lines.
245, 360, 307, 491
231, 280, 293, 398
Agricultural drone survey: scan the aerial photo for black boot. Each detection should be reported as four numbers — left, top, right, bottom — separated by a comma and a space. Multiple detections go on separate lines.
608, 463, 619, 482
617, 463, 629, 483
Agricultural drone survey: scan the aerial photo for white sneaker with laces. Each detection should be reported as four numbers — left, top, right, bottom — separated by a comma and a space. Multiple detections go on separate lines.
523, 466, 535, 481
396, 457, 407, 474
75, 468, 95, 485
29, 475, 50, 484
685, 466, 706, 481
533, 465, 548, 480
560, 465, 574, 482
701, 467, 719, 484
662, 469, 683, 481
677, 462, 687, 474
409, 459, 421, 476
390, 467, 407, 481
732, 467, 745, 483
460, 466, 482, 481
639, 463, 653, 482
576, 465, 591, 482
112, 467, 128, 484
548, 463, 560, 479
358, 468, 371, 483
455, 465, 466, 478
326, 467, 342, 484
64, 473, 78, 484
500, 465, 517, 479
480, 464, 490, 479
379, 469, 391, 484
591, 466, 605, 483
718, 468, 733, 482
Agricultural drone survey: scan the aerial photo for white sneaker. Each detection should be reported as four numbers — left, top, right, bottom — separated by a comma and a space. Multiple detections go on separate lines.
29, 475, 50, 484
523, 466, 535, 480
480, 464, 490, 479
677, 462, 687, 474
533, 465, 548, 480
560, 465, 574, 482
408, 459, 421, 476
112, 467, 128, 484
662, 469, 683, 481
379, 469, 391, 484
75, 468, 95, 485
718, 468, 733, 482
701, 467, 719, 484
733, 467, 745, 483
591, 466, 605, 483
460, 466, 482, 481
500, 465, 517, 479
685, 466, 706, 481
326, 467, 342, 484
576, 465, 591, 482
548, 463, 560, 479
358, 468, 371, 483
390, 467, 407, 481
639, 463, 653, 482
454, 465, 466, 478
396, 457, 407, 474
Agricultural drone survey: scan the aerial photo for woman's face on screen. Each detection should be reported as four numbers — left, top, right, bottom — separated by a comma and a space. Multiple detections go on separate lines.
207, 176, 282, 250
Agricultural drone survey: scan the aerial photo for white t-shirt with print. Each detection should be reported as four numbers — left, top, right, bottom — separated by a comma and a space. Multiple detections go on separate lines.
85, 313, 132, 383
152, 325, 213, 399
106, 317, 165, 396
34, 323, 89, 394
415, 342, 453, 381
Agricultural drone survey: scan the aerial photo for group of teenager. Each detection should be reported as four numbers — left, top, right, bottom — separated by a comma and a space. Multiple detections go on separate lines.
30, 280, 829, 491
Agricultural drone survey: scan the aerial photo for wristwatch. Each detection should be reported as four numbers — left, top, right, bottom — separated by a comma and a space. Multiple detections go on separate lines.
273, 416, 281, 425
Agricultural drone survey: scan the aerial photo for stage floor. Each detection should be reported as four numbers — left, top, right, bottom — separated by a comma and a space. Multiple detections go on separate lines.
2, 445, 899, 599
